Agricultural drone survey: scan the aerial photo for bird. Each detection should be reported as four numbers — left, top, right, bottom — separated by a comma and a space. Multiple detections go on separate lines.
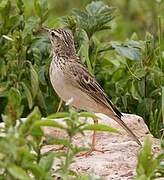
43, 27, 141, 154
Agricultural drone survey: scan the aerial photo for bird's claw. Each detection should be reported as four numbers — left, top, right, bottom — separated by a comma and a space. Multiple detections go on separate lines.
76, 147, 105, 157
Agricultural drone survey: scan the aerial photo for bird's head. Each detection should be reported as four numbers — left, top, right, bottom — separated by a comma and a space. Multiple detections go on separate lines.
42, 27, 76, 57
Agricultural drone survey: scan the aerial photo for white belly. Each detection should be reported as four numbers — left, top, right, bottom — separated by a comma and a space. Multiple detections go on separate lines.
49, 60, 98, 112
49, 60, 68, 101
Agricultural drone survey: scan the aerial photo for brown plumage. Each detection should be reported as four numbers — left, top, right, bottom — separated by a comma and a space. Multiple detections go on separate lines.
43, 27, 141, 146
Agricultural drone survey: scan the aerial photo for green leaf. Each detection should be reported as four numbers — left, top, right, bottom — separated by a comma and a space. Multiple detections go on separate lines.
21, 82, 33, 109
19, 107, 41, 136
63, 1, 115, 38
137, 80, 145, 98
47, 112, 70, 119
85, 1, 115, 35
38, 66, 47, 85
162, 87, 164, 125
39, 153, 54, 172
130, 81, 141, 100
8, 87, 21, 108
37, 89, 46, 111
32, 120, 65, 129
34, 0, 48, 23
134, 69, 146, 79
112, 69, 124, 82
79, 112, 98, 119
137, 98, 153, 118
30, 126, 44, 137
45, 137, 70, 147
111, 41, 142, 61
8, 165, 32, 180
75, 28, 92, 73
24, 163, 45, 178
86, 1, 109, 14
136, 137, 158, 179
81, 124, 118, 133
98, 43, 113, 53
31, 36, 51, 55
16, 0, 24, 14
22, 16, 40, 38
30, 63, 39, 99
5, 87, 23, 121
0, 61, 7, 79
34, 0, 42, 17
75, 28, 89, 52
0, 0, 11, 18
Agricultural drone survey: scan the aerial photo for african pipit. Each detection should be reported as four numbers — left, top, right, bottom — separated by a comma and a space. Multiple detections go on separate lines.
43, 27, 141, 152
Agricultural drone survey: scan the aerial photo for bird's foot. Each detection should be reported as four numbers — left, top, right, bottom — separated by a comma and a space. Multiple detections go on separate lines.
76, 147, 105, 157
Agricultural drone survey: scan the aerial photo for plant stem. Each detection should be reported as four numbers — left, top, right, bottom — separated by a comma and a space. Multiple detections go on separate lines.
157, 3, 163, 132
56, 99, 63, 112
62, 136, 73, 180
158, 15, 162, 75
125, 61, 140, 80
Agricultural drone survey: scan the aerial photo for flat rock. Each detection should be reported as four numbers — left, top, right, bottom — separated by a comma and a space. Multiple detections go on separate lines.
42, 113, 160, 180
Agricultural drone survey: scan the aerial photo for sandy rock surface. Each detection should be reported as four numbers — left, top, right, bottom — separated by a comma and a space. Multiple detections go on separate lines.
42, 113, 160, 180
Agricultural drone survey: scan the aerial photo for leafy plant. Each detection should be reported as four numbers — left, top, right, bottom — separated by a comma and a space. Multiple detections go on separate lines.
0, 0, 58, 118
62, 1, 115, 38
61, 1, 115, 73
0, 86, 117, 179
135, 137, 164, 180
0, 87, 54, 179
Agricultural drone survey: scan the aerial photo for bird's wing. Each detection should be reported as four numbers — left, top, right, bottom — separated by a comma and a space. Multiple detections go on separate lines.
67, 61, 122, 118
67, 61, 142, 146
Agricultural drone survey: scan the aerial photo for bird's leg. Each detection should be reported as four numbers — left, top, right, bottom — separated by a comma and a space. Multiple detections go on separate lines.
56, 99, 63, 112
77, 118, 105, 157
88, 118, 105, 153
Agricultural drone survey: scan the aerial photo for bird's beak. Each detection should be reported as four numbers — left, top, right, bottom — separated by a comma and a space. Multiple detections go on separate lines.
41, 27, 51, 33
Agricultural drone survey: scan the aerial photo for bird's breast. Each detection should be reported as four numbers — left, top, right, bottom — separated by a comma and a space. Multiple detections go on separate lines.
49, 59, 68, 101
49, 59, 100, 112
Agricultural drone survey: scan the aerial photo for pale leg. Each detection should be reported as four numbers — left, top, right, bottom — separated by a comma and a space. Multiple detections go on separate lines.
77, 118, 105, 157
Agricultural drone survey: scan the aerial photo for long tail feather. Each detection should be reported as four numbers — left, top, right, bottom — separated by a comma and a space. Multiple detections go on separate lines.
112, 115, 142, 146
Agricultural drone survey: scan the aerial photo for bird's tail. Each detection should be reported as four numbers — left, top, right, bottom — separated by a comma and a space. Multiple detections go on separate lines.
112, 115, 142, 146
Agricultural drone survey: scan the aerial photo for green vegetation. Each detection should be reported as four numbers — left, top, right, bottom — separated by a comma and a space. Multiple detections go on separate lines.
0, 87, 117, 179
136, 137, 164, 180
0, 0, 163, 179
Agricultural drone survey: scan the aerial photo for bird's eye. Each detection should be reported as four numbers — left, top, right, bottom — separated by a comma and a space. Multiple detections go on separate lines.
51, 31, 55, 37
